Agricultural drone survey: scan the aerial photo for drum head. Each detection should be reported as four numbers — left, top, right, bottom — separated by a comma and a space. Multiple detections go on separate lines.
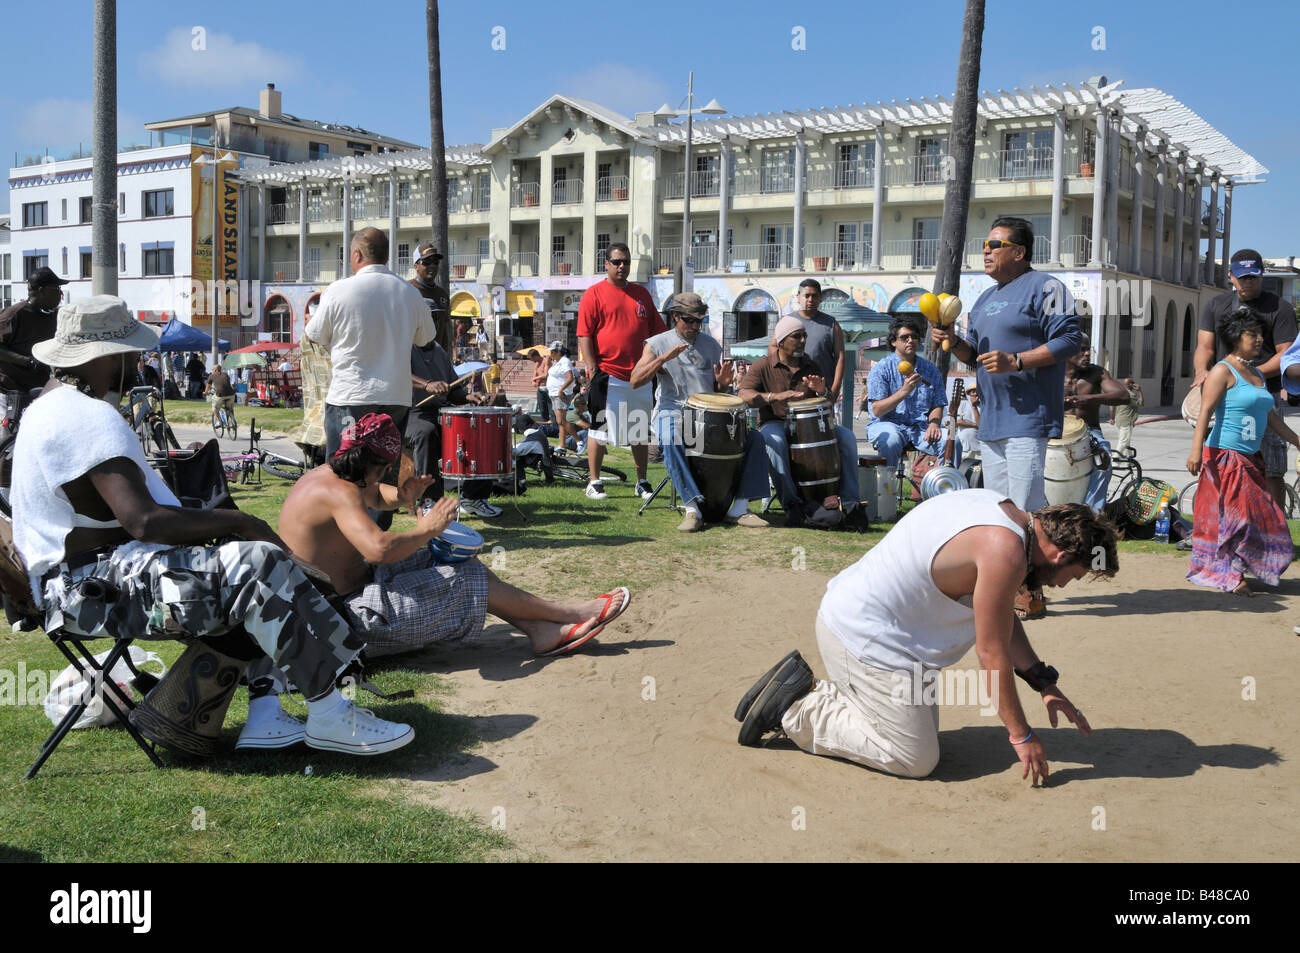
1181, 386, 1202, 427
787, 397, 830, 413
429, 520, 485, 563
1055, 415, 1087, 443
685, 392, 744, 411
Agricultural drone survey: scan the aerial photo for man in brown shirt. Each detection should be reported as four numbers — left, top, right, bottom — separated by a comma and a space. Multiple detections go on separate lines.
738, 315, 860, 509
408, 241, 453, 354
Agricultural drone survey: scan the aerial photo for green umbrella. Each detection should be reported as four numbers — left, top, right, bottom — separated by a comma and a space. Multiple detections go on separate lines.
222, 351, 266, 370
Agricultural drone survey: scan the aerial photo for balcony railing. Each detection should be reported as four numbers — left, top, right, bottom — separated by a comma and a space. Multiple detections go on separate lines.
446, 185, 490, 215
552, 250, 582, 273
269, 260, 298, 281
552, 179, 584, 205
663, 170, 722, 200
511, 182, 541, 208
976, 147, 1054, 182
883, 238, 940, 269
303, 260, 322, 282
510, 251, 539, 275
449, 254, 484, 278
596, 175, 630, 202
807, 160, 875, 191
888, 154, 949, 186
266, 202, 299, 225
729, 242, 792, 271
731, 169, 796, 195
306, 198, 342, 223
658, 245, 720, 274
805, 241, 869, 270
1061, 234, 1093, 265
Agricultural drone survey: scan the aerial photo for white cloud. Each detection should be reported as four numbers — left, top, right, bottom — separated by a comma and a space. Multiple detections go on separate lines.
142, 26, 303, 90
559, 64, 672, 118
15, 99, 144, 151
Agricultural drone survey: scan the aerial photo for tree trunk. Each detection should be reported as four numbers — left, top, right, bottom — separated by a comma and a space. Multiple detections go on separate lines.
932, 0, 985, 376
427, 0, 451, 348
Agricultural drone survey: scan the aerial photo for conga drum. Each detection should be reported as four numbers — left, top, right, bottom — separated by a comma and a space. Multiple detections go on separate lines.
785, 398, 840, 504
1044, 415, 1093, 505
129, 640, 250, 757
682, 393, 747, 522
440, 407, 513, 482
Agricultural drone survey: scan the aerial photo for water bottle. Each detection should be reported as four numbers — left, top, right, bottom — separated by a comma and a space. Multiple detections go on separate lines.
1154, 498, 1170, 543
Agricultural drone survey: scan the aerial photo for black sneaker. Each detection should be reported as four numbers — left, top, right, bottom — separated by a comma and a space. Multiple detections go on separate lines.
635, 479, 654, 500
736, 651, 815, 746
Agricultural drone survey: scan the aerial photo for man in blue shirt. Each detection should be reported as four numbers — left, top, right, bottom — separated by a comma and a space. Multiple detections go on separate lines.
863, 315, 952, 470
931, 217, 1080, 618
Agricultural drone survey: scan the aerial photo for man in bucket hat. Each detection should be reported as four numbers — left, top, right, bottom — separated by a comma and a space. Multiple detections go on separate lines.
11, 296, 415, 755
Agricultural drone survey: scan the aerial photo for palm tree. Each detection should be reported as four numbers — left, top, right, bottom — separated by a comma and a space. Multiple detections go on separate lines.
933, 0, 985, 375
427, 0, 452, 350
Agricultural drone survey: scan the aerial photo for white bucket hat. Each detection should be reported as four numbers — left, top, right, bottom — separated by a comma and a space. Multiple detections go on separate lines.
32, 296, 159, 368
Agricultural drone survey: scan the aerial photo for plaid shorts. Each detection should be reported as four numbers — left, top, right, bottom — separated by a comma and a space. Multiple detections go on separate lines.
1261, 426, 1287, 478
345, 548, 489, 658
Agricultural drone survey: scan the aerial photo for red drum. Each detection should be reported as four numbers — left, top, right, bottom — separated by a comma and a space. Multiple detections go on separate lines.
440, 407, 512, 481
785, 398, 841, 504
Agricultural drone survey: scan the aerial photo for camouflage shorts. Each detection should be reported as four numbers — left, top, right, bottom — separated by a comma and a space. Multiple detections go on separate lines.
42, 540, 363, 700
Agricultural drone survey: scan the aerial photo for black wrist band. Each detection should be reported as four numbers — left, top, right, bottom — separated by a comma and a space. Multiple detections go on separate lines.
1014, 661, 1059, 692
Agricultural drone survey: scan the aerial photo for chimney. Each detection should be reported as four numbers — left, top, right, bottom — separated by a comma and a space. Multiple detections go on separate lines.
259, 83, 281, 120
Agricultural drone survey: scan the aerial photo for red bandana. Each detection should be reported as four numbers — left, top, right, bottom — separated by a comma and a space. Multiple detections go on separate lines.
335, 412, 402, 462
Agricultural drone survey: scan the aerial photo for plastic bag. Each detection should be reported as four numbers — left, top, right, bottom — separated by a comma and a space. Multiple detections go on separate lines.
43, 647, 167, 730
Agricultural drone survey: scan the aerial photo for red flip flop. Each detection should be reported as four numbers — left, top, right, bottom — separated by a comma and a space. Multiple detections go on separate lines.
540, 587, 632, 658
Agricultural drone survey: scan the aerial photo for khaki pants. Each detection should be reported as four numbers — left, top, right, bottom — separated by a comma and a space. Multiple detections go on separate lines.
781, 616, 941, 778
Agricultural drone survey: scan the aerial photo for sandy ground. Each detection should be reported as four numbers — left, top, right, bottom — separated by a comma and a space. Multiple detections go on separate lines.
393, 550, 1300, 862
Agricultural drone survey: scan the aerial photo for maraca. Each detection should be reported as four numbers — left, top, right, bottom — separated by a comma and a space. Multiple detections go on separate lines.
918, 293, 940, 324
898, 360, 914, 376
938, 294, 962, 326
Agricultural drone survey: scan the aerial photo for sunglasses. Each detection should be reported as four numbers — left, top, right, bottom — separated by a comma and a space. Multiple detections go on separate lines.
983, 240, 1022, 251
606, 258, 631, 267
416, 257, 441, 266
896, 333, 919, 341
676, 315, 705, 325
787, 331, 808, 340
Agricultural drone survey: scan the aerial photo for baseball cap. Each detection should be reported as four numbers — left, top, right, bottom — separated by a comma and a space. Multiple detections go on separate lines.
1230, 249, 1263, 278
28, 266, 70, 290
414, 242, 442, 262
548, 340, 564, 351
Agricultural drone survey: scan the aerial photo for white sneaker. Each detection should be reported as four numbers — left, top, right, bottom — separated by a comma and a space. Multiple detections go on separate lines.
305, 700, 414, 756
585, 481, 607, 500
635, 480, 654, 500
460, 498, 502, 518
236, 705, 307, 750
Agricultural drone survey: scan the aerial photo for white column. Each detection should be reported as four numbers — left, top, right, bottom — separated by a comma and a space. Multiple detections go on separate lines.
1187, 165, 1205, 287
256, 183, 266, 281
1152, 145, 1166, 282
1171, 157, 1185, 287
1203, 175, 1218, 286
1088, 110, 1107, 268
1106, 113, 1120, 267
1048, 110, 1064, 266
388, 169, 399, 271
297, 180, 307, 282
1130, 131, 1145, 274
792, 130, 805, 272
1220, 181, 1233, 289
718, 138, 731, 270
871, 126, 884, 269
341, 176, 353, 271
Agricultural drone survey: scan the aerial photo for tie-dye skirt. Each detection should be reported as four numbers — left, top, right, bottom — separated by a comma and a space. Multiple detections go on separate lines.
1187, 447, 1292, 591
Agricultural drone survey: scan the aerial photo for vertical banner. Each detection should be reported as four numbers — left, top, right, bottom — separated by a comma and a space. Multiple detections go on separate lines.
218, 165, 240, 325
191, 146, 213, 329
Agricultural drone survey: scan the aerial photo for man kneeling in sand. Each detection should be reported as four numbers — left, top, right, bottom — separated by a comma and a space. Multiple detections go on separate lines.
735, 490, 1116, 785
278, 413, 630, 662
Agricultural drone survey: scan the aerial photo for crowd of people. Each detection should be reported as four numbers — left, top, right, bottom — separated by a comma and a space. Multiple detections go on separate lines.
3, 215, 1295, 783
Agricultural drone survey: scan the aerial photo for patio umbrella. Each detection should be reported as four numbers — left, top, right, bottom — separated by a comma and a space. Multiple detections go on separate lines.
454, 361, 490, 376
223, 352, 267, 370
231, 341, 291, 354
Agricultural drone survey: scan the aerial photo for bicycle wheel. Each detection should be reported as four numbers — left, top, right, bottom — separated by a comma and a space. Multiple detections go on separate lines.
212, 408, 224, 438
1176, 479, 1198, 518
1285, 483, 1299, 520
226, 409, 237, 441
550, 463, 588, 482
261, 453, 306, 481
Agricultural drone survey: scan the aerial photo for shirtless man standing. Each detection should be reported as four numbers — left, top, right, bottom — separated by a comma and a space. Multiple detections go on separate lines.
1063, 347, 1129, 513
277, 412, 631, 660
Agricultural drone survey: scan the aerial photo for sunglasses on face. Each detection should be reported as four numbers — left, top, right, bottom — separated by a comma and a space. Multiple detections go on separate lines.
416, 257, 440, 266
677, 315, 705, 325
607, 258, 631, 267
983, 240, 1022, 251
896, 333, 918, 341
787, 331, 808, 340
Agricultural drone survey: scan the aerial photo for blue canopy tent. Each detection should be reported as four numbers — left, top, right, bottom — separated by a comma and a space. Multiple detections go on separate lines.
156, 317, 231, 353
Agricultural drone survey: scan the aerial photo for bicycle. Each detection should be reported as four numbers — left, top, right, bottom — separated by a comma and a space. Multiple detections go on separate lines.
259, 448, 308, 481
210, 396, 237, 440
1106, 446, 1143, 507
1182, 471, 1300, 520
548, 451, 627, 484
121, 387, 179, 458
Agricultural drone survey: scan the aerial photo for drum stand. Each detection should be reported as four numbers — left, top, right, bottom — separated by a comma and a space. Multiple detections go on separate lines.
637, 474, 681, 516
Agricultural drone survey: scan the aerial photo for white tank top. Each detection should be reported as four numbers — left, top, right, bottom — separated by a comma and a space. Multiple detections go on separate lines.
820, 489, 1025, 671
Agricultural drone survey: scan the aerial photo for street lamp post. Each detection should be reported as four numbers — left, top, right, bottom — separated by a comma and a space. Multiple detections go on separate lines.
657, 75, 725, 295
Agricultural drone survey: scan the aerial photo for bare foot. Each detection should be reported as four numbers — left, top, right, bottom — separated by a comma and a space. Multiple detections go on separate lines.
524, 613, 601, 655
1232, 581, 1253, 597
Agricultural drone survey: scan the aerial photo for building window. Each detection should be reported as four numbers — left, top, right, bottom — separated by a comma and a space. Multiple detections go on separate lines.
397, 242, 410, 275
61, 248, 68, 275
1002, 128, 1053, 179
81, 251, 93, 279
912, 218, 940, 268
80, 196, 93, 224
1, 254, 10, 280
22, 202, 48, 228
22, 252, 49, 280
143, 247, 174, 276
306, 247, 321, 281
61, 199, 68, 222
478, 238, 490, 262
119, 243, 126, 273
118, 193, 126, 215
916, 136, 947, 184
143, 189, 175, 218
760, 149, 795, 193
309, 141, 330, 161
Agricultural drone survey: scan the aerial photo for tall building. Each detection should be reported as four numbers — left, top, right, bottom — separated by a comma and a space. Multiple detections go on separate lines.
4, 85, 417, 341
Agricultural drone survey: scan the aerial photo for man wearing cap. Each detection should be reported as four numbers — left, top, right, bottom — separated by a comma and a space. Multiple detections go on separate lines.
305, 227, 435, 461
576, 241, 667, 500
545, 340, 576, 446
1194, 249, 1297, 508
407, 339, 502, 519
12, 296, 415, 755
767, 278, 846, 404
408, 241, 453, 354
0, 266, 68, 396
738, 314, 860, 515
630, 292, 769, 531
277, 413, 630, 660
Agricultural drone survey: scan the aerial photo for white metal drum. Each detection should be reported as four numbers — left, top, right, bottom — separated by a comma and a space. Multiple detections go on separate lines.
1044, 416, 1093, 505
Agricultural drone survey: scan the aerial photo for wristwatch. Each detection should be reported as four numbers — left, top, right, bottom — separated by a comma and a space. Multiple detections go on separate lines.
1014, 353, 1024, 372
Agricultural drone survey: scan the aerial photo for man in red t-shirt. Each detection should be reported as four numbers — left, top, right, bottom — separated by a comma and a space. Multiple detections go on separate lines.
576, 242, 666, 499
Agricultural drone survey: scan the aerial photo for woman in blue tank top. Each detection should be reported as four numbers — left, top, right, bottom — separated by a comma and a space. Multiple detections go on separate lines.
1186, 310, 1300, 593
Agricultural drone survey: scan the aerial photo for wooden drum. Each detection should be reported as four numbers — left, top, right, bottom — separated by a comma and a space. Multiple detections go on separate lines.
682, 393, 747, 522
785, 398, 840, 504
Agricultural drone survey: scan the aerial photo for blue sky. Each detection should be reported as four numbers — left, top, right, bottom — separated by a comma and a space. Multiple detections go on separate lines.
4, 0, 1297, 256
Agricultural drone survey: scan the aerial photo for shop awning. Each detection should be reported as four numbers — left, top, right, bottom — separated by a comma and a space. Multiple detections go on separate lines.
507, 290, 536, 316
450, 292, 481, 318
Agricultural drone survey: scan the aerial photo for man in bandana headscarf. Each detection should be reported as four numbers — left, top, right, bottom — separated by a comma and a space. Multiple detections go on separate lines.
276, 413, 632, 660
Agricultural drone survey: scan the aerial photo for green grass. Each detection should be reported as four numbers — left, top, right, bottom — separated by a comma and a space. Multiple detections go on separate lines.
162, 400, 304, 437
